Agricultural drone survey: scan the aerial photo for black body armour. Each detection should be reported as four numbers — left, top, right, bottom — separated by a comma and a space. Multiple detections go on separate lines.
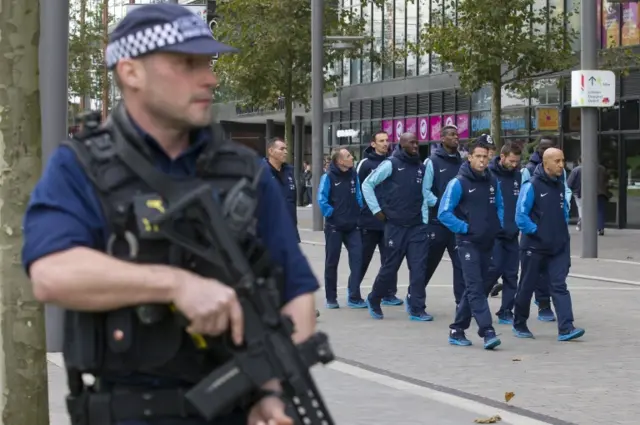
62, 104, 267, 384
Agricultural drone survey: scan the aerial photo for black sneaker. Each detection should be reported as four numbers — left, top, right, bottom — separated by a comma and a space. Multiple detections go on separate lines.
448, 329, 472, 346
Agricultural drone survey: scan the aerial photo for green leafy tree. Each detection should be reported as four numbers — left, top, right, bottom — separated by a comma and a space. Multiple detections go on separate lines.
416, 0, 577, 147
69, 0, 108, 110
213, 0, 385, 162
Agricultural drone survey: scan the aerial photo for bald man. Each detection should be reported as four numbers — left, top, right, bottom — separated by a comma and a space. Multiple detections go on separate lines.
362, 132, 437, 321
514, 148, 585, 342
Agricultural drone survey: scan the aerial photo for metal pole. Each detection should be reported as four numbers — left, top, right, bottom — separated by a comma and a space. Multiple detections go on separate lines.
294, 116, 304, 206
40, 0, 70, 352
311, 0, 324, 231
580, 0, 598, 258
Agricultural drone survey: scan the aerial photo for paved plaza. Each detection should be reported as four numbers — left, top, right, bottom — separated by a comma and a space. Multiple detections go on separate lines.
47, 221, 640, 425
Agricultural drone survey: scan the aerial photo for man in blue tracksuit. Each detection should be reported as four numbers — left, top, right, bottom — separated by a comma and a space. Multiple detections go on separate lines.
519, 137, 572, 321
439, 141, 504, 350
362, 132, 437, 321
422, 125, 465, 305
265, 137, 300, 242
357, 131, 403, 306
318, 147, 365, 309
486, 142, 523, 325
514, 148, 585, 342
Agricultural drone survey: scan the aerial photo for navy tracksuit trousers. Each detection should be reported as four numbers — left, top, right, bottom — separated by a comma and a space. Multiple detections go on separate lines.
450, 241, 495, 337
324, 224, 363, 302
424, 223, 465, 304
360, 228, 397, 297
514, 243, 575, 333
370, 223, 429, 314
485, 237, 519, 315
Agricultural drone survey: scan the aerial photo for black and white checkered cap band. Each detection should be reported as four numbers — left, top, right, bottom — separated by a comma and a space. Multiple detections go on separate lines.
106, 14, 212, 68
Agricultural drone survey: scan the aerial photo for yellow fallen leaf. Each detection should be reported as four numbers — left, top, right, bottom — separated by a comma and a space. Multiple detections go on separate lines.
505, 391, 515, 403
474, 415, 502, 424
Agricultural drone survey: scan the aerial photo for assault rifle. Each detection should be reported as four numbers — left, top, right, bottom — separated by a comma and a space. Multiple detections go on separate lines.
112, 130, 336, 424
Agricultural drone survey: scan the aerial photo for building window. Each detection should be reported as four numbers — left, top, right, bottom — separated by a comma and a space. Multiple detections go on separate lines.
567, 0, 581, 51
372, 3, 383, 81
502, 108, 528, 137
362, 2, 373, 83
601, 104, 619, 131
533, 0, 547, 35
471, 111, 491, 137
620, 100, 640, 130
349, 0, 361, 85
417, 0, 430, 75
394, 0, 406, 78
430, 0, 443, 73
471, 86, 491, 111
382, 1, 394, 79
531, 78, 560, 106
406, 0, 418, 77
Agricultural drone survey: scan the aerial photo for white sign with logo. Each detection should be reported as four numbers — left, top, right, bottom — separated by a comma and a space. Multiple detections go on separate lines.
570, 70, 616, 108
444, 116, 455, 126
336, 129, 359, 138
395, 121, 404, 141
419, 118, 428, 141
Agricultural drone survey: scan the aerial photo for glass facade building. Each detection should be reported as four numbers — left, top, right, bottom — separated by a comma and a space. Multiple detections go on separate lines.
321, 0, 640, 228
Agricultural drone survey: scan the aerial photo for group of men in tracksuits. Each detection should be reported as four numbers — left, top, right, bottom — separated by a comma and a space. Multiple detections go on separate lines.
318, 125, 586, 349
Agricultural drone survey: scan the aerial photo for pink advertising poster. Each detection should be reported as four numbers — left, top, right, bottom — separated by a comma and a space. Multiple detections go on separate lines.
418, 117, 429, 141
382, 120, 393, 139
443, 114, 456, 129
393, 119, 405, 142
405, 117, 417, 136
429, 116, 442, 141
456, 113, 470, 139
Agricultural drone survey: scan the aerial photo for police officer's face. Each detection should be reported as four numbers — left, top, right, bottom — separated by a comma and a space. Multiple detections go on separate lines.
137, 53, 218, 128
468, 146, 489, 173
269, 141, 287, 164
500, 153, 521, 170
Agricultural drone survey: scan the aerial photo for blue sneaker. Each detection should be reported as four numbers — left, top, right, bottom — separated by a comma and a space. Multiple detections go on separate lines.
366, 295, 383, 320
483, 330, 502, 350
409, 311, 434, 322
347, 298, 367, 309
538, 307, 556, 322
325, 301, 339, 309
558, 327, 585, 342
382, 295, 404, 306
512, 325, 534, 339
448, 329, 472, 346
497, 311, 514, 325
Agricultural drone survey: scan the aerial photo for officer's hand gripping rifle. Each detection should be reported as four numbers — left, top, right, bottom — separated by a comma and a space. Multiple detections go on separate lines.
148, 181, 336, 425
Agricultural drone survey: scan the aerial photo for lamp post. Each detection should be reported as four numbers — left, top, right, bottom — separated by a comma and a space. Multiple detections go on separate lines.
310, 2, 368, 230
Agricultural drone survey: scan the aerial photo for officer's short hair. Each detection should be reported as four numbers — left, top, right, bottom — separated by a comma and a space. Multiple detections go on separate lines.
331, 146, 350, 164
501, 143, 522, 156
266, 137, 285, 152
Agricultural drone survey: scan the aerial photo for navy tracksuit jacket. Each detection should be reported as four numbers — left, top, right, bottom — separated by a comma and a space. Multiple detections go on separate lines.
318, 163, 364, 302
486, 157, 521, 316
362, 149, 434, 315
264, 158, 299, 242
423, 146, 465, 304
357, 147, 397, 297
438, 161, 504, 337
514, 164, 576, 333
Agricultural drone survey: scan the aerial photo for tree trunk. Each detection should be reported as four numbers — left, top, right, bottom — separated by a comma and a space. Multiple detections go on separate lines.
0, 1, 50, 425
79, 0, 87, 110
101, 0, 110, 118
490, 80, 503, 149
284, 66, 294, 164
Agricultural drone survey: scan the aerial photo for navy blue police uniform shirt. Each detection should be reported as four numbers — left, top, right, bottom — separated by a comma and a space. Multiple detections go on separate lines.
22, 127, 319, 304
263, 158, 298, 227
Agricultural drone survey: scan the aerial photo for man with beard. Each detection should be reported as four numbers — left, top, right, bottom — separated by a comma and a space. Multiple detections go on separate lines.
422, 125, 465, 306
486, 142, 523, 325
362, 133, 437, 321
356, 131, 403, 306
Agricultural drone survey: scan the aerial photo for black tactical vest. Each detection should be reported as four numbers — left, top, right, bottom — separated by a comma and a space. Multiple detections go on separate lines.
62, 105, 266, 383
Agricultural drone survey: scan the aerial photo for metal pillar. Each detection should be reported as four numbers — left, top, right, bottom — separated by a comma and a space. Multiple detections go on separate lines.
580, 0, 598, 258
265, 119, 275, 154
311, 0, 324, 231
294, 116, 305, 206
40, 0, 70, 352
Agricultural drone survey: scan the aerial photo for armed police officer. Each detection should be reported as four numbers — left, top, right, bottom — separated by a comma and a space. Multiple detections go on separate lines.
23, 4, 319, 425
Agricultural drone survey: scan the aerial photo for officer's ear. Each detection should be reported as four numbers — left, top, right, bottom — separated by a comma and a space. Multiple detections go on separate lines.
116, 59, 146, 92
